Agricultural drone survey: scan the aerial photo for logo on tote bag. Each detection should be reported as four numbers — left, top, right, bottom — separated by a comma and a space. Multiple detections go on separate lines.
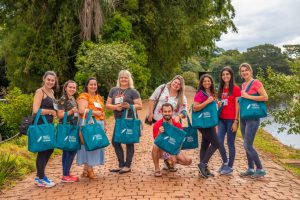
121, 128, 133, 135
198, 112, 211, 119
64, 136, 77, 143
92, 134, 103, 141
186, 136, 194, 143
247, 103, 260, 110
37, 136, 51, 143
163, 136, 176, 145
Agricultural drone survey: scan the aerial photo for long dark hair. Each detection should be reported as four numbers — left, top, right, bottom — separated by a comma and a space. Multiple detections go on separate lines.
218, 66, 235, 99
84, 77, 98, 94
197, 74, 215, 96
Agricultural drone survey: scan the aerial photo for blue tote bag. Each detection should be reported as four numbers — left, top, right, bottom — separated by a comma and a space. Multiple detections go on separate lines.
114, 105, 141, 144
192, 91, 218, 128
154, 122, 186, 155
81, 110, 110, 151
239, 80, 267, 119
56, 112, 81, 151
182, 115, 198, 150
27, 109, 56, 153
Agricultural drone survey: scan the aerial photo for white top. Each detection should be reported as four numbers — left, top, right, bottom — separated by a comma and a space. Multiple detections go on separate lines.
149, 84, 187, 121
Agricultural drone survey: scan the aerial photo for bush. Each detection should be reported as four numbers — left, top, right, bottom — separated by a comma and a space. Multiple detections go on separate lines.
0, 87, 33, 140
182, 71, 198, 88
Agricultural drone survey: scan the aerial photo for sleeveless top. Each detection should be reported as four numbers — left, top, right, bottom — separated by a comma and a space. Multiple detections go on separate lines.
36, 90, 55, 125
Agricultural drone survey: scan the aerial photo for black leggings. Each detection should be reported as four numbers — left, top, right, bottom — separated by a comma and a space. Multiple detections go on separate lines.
36, 149, 54, 179
199, 127, 219, 164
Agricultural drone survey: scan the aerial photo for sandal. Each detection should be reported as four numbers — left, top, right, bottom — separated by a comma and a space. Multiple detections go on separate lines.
109, 168, 122, 173
154, 170, 162, 177
81, 169, 88, 177
87, 168, 97, 179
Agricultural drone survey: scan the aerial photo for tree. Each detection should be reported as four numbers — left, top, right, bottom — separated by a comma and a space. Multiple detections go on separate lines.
244, 44, 290, 75
283, 44, 300, 59
257, 60, 300, 134
116, 0, 236, 87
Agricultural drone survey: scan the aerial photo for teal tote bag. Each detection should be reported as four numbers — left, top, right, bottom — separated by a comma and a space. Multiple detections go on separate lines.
182, 115, 198, 150
239, 80, 267, 119
114, 105, 141, 144
192, 91, 218, 128
56, 112, 80, 151
81, 110, 110, 151
27, 109, 56, 153
154, 122, 186, 155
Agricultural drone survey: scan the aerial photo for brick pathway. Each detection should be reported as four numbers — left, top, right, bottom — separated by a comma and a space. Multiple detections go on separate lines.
1, 87, 300, 200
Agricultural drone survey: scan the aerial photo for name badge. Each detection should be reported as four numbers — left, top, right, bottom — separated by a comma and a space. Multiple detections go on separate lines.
94, 102, 102, 108
221, 99, 228, 106
115, 97, 123, 104
53, 103, 59, 110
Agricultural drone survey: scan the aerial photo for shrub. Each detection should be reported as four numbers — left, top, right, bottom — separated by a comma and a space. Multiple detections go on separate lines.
182, 71, 198, 88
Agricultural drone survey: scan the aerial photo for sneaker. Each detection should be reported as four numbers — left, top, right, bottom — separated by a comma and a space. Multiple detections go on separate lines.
239, 169, 255, 177
61, 176, 76, 183
251, 169, 266, 179
42, 176, 55, 188
217, 163, 227, 173
205, 166, 214, 177
197, 163, 208, 178
35, 178, 45, 187
69, 174, 79, 182
220, 165, 233, 175
34, 177, 40, 185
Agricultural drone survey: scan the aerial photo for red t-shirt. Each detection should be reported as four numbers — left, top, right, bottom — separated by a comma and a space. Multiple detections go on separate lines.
220, 85, 241, 120
153, 118, 183, 139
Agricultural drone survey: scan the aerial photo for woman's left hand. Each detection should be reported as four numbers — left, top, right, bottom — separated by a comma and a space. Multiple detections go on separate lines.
121, 102, 130, 109
231, 121, 238, 132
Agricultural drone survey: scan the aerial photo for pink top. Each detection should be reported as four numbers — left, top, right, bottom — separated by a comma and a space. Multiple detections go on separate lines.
242, 79, 263, 95
194, 90, 211, 103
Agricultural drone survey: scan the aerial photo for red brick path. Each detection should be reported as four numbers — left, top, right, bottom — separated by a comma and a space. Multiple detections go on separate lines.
1, 87, 300, 200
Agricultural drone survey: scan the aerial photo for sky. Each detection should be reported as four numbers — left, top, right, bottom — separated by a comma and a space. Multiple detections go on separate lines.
216, 0, 300, 51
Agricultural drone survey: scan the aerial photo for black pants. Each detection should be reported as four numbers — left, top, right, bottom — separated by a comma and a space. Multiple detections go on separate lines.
112, 131, 134, 168
36, 149, 54, 179
199, 127, 219, 164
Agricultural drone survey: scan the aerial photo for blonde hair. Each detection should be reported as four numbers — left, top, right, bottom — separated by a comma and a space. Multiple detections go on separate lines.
167, 75, 185, 110
116, 70, 134, 88
239, 63, 253, 77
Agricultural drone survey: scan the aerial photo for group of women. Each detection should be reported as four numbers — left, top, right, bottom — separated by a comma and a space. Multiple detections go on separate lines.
31, 62, 267, 188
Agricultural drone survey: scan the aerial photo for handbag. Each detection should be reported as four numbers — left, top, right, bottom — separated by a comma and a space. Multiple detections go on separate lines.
192, 91, 218, 128
56, 112, 81, 151
27, 109, 56, 152
182, 115, 198, 150
239, 80, 267, 119
19, 116, 33, 135
81, 109, 110, 151
154, 122, 186, 155
114, 105, 141, 144
145, 84, 166, 125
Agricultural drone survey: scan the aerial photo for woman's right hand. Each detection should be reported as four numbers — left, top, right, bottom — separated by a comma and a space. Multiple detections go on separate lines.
147, 113, 154, 122
50, 110, 57, 117
114, 104, 123, 111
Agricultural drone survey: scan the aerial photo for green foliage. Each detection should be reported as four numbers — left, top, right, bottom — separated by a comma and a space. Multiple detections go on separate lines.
257, 60, 300, 134
102, 12, 132, 42
0, 87, 33, 139
75, 40, 150, 97
0, 136, 36, 189
181, 71, 198, 88
117, 0, 236, 86
181, 56, 204, 73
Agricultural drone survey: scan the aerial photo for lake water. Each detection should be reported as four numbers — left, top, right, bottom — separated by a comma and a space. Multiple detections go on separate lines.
262, 117, 300, 149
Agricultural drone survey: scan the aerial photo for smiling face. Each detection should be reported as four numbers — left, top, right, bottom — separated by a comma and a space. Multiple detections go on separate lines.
240, 66, 252, 80
43, 75, 56, 89
202, 77, 212, 89
119, 74, 129, 87
87, 79, 98, 93
221, 70, 232, 84
170, 78, 181, 91
162, 105, 173, 121
65, 82, 77, 96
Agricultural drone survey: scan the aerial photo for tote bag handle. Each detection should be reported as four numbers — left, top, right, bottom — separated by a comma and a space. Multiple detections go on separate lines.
33, 109, 49, 126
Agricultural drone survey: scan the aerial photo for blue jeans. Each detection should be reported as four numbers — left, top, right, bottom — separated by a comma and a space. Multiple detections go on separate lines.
62, 150, 77, 176
240, 119, 263, 169
217, 119, 236, 168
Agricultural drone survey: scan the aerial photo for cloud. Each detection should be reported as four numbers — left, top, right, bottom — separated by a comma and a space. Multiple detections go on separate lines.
217, 0, 300, 51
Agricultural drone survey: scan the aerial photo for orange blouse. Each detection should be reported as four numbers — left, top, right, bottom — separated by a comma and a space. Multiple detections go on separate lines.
77, 93, 105, 121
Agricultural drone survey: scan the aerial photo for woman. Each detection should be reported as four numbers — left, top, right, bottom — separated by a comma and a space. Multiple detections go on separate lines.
193, 74, 220, 179
32, 71, 59, 188
147, 75, 187, 123
57, 80, 79, 182
106, 70, 142, 174
76, 77, 106, 179
239, 63, 268, 178
217, 66, 241, 175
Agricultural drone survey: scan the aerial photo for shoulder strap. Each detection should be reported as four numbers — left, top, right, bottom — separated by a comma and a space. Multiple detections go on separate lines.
153, 84, 166, 113
201, 90, 210, 97
245, 79, 255, 92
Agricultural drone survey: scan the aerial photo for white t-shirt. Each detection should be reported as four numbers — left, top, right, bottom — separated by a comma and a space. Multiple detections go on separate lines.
149, 84, 187, 121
